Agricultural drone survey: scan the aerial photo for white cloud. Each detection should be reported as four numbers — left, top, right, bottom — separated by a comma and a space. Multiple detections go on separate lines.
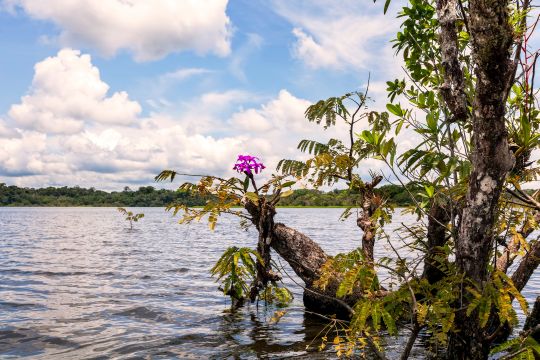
9, 49, 141, 134
0, 48, 309, 188
229, 33, 264, 81
0, 118, 18, 138
4, 0, 232, 61
291, 27, 340, 69
0, 90, 316, 188
273, 0, 401, 71
231, 89, 310, 133
0, 48, 395, 190
161, 68, 213, 82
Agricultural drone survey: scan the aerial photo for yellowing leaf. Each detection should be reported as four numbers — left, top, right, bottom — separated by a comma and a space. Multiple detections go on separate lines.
245, 192, 259, 203
281, 190, 294, 198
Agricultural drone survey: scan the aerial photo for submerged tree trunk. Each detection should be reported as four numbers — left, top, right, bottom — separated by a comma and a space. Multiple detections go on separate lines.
271, 222, 361, 318
357, 175, 383, 264
250, 199, 281, 301
244, 199, 360, 316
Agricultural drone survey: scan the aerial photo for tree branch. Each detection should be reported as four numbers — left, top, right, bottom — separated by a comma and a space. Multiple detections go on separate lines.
436, 0, 468, 122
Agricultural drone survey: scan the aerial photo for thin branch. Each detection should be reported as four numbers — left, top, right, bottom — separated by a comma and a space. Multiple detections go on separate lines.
400, 323, 424, 360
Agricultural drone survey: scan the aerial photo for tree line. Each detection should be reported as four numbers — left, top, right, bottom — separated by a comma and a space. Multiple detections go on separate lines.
0, 182, 416, 207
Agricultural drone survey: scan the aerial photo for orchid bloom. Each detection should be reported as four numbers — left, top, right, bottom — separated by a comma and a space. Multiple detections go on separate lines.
233, 155, 266, 175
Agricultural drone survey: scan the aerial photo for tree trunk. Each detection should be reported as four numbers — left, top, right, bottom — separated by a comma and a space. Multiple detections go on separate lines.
445, 0, 515, 358
422, 202, 451, 284
271, 222, 329, 286
250, 200, 281, 301
357, 175, 383, 264
524, 297, 540, 342
244, 199, 362, 317
437, 0, 468, 123
511, 240, 540, 293
271, 222, 360, 318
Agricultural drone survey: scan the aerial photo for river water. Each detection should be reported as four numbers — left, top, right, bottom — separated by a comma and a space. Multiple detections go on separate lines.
0, 208, 537, 359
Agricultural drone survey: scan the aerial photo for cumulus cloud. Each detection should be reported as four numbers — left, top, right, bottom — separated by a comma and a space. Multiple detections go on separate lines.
0, 88, 321, 189
0, 48, 314, 188
0, 47, 394, 190
231, 89, 311, 133
273, 0, 401, 71
9, 49, 141, 134
4, 0, 232, 61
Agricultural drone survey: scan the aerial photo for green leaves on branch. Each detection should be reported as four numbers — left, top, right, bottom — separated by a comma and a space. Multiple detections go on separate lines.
280, 91, 386, 191
359, 130, 396, 165
159, 171, 297, 230
314, 249, 380, 296
393, 0, 438, 84
466, 271, 528, 329
164, 176, 244, 230
154, 170, 178, 183
490, 335, 540, 360
211, 246, 262, 301
212, 247, 293, 307
261, 285, 294, 307
305, 93, 359, 129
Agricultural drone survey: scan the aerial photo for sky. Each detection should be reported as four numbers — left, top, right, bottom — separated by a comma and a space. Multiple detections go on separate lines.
0, 0, 406, 190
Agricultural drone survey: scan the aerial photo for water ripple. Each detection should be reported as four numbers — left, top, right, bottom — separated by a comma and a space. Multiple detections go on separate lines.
0, 207, 537, 359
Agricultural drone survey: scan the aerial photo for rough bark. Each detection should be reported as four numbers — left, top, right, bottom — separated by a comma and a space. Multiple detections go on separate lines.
422, 202, 451, 284
271, 223, 328, 286
244, 199, 361, 316
436, 0, 468, 122
524, 297, 540, 343
250, 199, 281, 301
244, 199, 329, 287
272, 222, 366, 318
356, 175, 383, 264
445, 1, 515, 358
511, 240, 540, 293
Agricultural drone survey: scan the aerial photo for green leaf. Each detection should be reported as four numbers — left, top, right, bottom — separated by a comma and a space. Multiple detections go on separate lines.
280, 190, 294, 198
386, 103, 403, 117
281, 181, 296, 188
426, 112, 438, 132
424, 184, 435, 198
384, 0, 391, 14
360, 130, 374, 144
243, 176, 250, 192
395, 119, 404, 135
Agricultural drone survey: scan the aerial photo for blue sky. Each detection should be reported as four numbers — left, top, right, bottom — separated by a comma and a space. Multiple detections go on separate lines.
0, 0, 405, 190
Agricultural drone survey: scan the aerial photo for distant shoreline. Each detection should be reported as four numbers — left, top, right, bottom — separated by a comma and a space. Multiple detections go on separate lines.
0, 183, 416, 207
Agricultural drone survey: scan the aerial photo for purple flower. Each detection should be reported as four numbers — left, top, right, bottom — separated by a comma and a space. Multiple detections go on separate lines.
233, 155, 266, 175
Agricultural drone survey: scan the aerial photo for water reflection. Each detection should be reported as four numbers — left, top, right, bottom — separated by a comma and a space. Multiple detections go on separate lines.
0, 207, 537, 359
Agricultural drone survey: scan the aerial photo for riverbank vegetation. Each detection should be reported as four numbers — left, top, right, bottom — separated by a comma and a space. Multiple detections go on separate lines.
0, 183, 417, 207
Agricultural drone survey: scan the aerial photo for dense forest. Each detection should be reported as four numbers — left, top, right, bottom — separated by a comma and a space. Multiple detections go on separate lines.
0, 182, 415, 207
